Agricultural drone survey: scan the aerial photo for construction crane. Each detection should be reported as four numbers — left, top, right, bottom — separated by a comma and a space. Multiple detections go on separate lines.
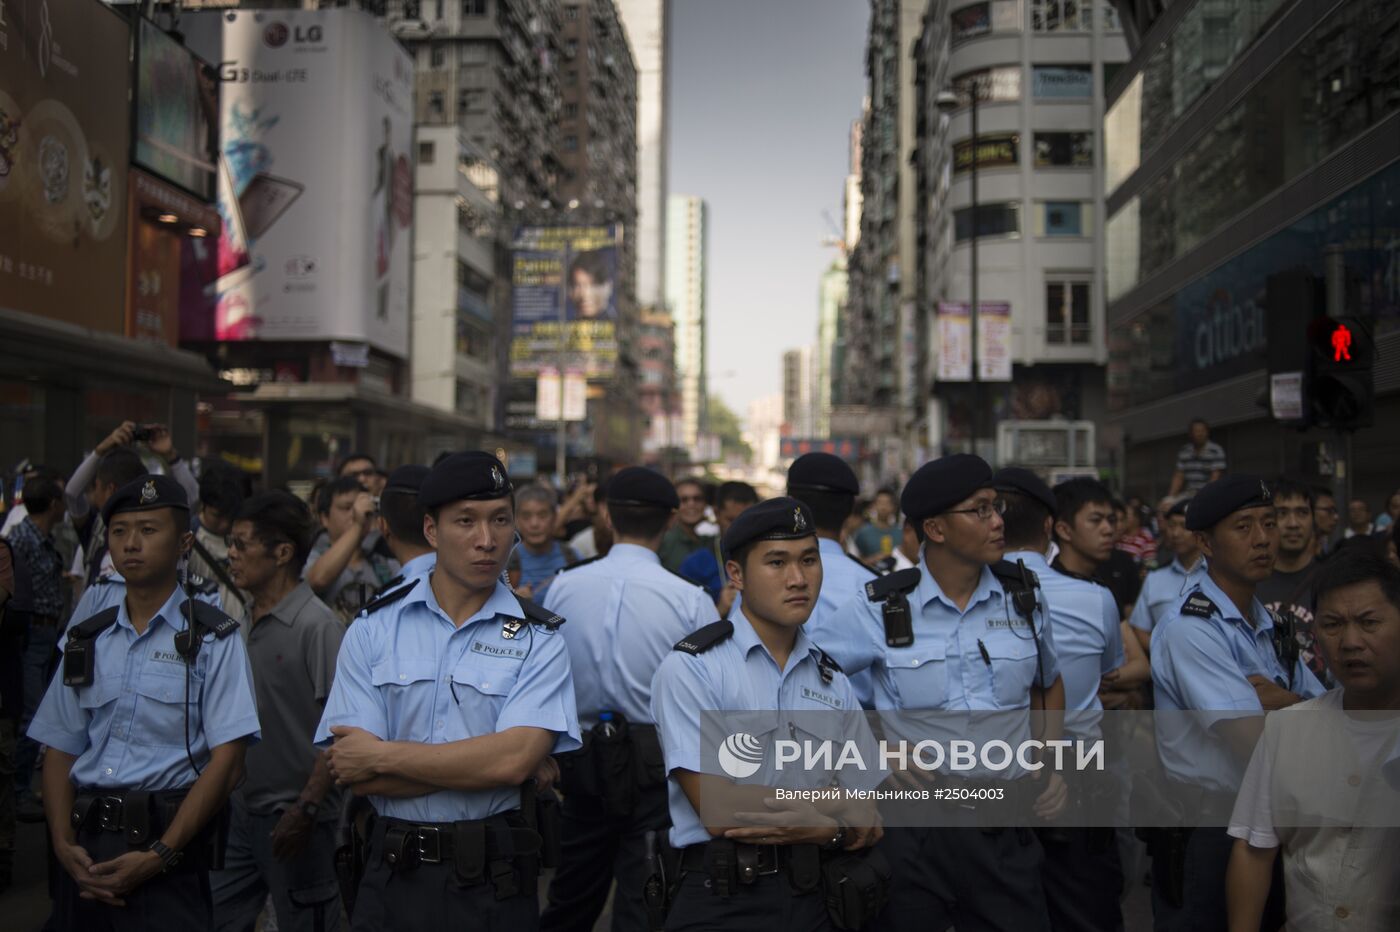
821, 209, 846, 256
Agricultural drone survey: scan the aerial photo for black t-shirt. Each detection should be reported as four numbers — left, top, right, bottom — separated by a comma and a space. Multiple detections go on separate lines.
1256, 561, 1331, 688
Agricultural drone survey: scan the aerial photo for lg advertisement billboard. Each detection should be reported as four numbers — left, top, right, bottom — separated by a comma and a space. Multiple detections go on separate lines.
184, 10, 412, 358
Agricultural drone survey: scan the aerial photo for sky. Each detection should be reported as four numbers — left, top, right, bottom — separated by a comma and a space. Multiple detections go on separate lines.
668, 0, 869, 424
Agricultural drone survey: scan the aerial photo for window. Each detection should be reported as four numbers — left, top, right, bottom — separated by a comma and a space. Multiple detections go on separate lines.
430, 44, 445, 67
563, 134, 579, 152
565, 69, 578, 85
564, 4, 579, 20
461, 0, 486, 16
952, 66, 1022, 105
1031, 0, 1088, 32
1032, 65, 1092, 99
1046, 279, 1091, 344
951, 0, 1021, 44
418, 141, 436, 164
953, 202, 1020, 241
1035, 202, 1093, 236
1033, 131, 1093, 167
434, 0, 443, 20
565, 39, 578, 58
953, 133, 1019, 173
428, 91, 445, 117
563, 102, 578, 119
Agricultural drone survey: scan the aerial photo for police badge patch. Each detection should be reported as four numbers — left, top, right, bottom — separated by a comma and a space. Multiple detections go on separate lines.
140, 480, 158, 504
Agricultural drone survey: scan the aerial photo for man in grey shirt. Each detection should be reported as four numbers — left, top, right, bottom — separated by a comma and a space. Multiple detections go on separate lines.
213, 491, 345, 932
305, 476, 399, 621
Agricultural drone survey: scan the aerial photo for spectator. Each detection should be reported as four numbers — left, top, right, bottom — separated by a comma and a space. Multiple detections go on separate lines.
853, 487, 901, 563
1168, 417, 1227, 495
1387, 523, 1399, 569
337, 451, 385, 496
188, 465, 247, 614
507, 485, 578, 599
1312, 487, 1340, 557
1053, 480, 1141, 617
5, 473, 68, 820
658, 477, 712, 572
841, 499, 868, 556
1116, 498, 1156, 564
1344, 498, 1374, 539
553, 478, 599, 542
1373, 488, 1400, 533
1257, 479, 1329, 687
679, 481, 758, 612
0, 531, 16, 891
304, 476, 399, 621
566, 479, 612, 560
63, 424, 154, 584
376, 465, 437, 580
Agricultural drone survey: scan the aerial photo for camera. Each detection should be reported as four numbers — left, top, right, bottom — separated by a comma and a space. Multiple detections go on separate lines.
131, 426, 155, 444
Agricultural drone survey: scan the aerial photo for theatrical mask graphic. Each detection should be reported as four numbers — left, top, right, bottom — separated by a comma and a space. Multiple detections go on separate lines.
82, 155, 111, 231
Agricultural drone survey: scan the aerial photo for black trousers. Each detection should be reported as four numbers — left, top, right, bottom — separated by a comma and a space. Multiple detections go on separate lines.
351, 840, 538, 932
875, 826, 1052, 932
51, 826, 212, 932
1040, 829, 1124, 932
540, 783, 670, 932
664, 866, 832, 932
1149, 826, 1284, 932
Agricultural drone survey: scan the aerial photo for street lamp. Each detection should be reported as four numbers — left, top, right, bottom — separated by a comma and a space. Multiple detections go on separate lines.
936, 83, 982, 455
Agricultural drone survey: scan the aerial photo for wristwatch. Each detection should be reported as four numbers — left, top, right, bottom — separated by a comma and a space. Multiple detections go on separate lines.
821, 825, 848, 851
297, 799, 320, 821
147, 839, 184, 873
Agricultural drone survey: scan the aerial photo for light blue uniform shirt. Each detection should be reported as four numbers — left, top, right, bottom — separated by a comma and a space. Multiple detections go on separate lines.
1128, 558, 1206, 635
28, 585, 261, 791
67, 572, 222, 637
799, 538, 879, 707
544, 543, 714, 729
650, 608, 874, 848
1152, 572, 1326, 790
1005, 549, 1122, 715
398, 551, 437, 580
314, 576, 581, 823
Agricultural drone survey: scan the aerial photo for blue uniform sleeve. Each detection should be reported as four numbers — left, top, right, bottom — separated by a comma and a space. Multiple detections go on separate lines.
1033, 600, 1060, 688
1291, 661, 1326, 700
1159, 618, 1260, 712
25, 667, 90, 756
1127, 578, 1154, 633
199, 630, 262, 749
651, 652, 714, 775
496, 627, 581, 753
823, 595, 881, 678
315, 620, 389, 746
1101, 587, 1125, 674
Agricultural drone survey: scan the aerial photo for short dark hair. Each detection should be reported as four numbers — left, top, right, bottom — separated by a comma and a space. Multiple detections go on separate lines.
1313, 546, 1400, 615
716, 481, 759, 511
1190, 418, 1209, 429
96, 448, 146, 490
379, 487, 429, 548
316, 475, 364, 515
236, 491, 317, 573
1312, 485, 1336, 503
608, 503, 672, 539
789, 489, 854, 535
21, 474, 64, 515
675, 477, 706, 499
198, 467, 245, 517
1270, 477, 1313, 505
874, 487, 898, 501
1053, 478, 1114, 528
337, 452, 376, 475
1001, 490, 1052, 550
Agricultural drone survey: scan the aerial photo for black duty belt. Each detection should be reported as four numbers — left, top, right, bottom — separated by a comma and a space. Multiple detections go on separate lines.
374, 813, 544, 900
72, 787, 189, 845
679, 840, 823, 895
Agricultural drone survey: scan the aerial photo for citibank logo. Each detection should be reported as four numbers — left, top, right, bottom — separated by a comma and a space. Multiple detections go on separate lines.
718, 733, 765, 779
263, 22, 288, 47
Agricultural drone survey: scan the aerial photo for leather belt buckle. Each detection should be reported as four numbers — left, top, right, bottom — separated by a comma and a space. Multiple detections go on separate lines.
415, 826, 443, 864
98, 796, 125, 832
754, 844, 781, 876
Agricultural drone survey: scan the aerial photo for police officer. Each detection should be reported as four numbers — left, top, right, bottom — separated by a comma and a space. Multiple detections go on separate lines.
1128, 497, 1204, 655
68, 568, 223, 634
1150, 475, 1325, 932
783, 453, 879, 706
996, 467, 1124, 932
539, 467, 715, 932
314, 451, 581, 932
650, 498, 884, 932
375, 464, 437, 585
28, 474, 261, 930
828, 453, 1067, 932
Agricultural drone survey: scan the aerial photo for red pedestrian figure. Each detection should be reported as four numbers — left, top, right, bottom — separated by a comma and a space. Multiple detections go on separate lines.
1331, 323, 1352, 362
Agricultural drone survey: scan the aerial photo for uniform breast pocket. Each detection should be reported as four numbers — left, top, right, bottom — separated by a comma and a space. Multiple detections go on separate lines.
448, 660, 521, 738
986, 636, 1039, 706
884, 639, 948, 708
370, 659, 438, 741
77, 677, 122, 712
133, 672, 199, 747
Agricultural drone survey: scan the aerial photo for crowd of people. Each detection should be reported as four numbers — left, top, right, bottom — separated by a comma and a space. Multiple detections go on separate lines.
0, 417, 1395, 932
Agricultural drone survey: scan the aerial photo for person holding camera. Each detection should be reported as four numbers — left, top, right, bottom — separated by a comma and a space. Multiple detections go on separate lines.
304, 477, 399, 622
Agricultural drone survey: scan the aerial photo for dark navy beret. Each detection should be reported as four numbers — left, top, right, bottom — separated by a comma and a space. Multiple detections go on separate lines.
102, 473, 189, 524
1184, 475, 1273, 531
606, 466, 679, 509
901, 454, 993, 521
1166, 497, 1191, 519
721, 496, 815, 560
418, 452, 513, 508
383, 464, 429, 495
992, 467, 1057, 517
787, 452, 860, 496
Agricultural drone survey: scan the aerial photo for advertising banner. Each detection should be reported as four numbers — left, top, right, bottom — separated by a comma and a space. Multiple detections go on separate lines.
937, 302, 972, 382
1032, 65, 1092, 99
135, 18, 216, 200
510, 225, 619, 379
778, 437, 864, 461
0, 0, 130, 331
938, 301, 1012, 382
953, 133, 1019, 173
978, 301, 1012, 381
183, 10, 412, 358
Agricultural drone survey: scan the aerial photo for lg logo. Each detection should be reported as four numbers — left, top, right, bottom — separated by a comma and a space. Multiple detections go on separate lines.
263, 22, 288, 47
263, 22, 324, 48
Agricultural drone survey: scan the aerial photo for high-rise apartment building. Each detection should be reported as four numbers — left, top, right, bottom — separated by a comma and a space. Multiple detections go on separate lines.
665, 195, 708, 451
783, 345, 818, 439
816, 259, 848, 438
615, 0, 670, 309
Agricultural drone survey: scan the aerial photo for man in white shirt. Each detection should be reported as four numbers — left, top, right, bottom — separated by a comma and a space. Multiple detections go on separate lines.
1226, 548, 1400, 932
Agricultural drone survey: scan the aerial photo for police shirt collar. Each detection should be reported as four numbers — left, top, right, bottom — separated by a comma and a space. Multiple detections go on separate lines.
1003, 549, 1051, 575
401, 552, 437, 579
608, 542, 660, 565
914, 560, 1001, 613
116, 583, 199, 637
817, 537, 846, 558
412, 574, 523, 629
1195, 572, 1273, 632
731, 605, 821, 669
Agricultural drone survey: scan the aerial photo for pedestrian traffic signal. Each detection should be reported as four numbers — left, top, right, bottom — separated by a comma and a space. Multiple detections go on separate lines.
1307, 315, 1374, 430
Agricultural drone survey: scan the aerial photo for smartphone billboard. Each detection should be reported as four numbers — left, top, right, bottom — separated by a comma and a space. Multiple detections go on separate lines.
182, 10, 412, 358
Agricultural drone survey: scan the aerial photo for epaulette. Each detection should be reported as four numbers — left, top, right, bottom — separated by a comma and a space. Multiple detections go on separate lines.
990, 559, 1041, 622
674, 620, 734, 654
865, 567, 920, 603
845, 552, 879, 577
816, 648, 842, 685
358, 577, 420, 618
90, 574, 116, 586
188, 600, 240, 639
67, 606, 120, 643
380, 574, 405, 591
1179, 592, 1217, 619
558, 554, 604, 574
515, 596, 565, 631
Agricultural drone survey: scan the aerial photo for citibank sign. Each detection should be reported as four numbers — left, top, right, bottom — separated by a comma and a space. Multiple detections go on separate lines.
1191, 288, 1265, 371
